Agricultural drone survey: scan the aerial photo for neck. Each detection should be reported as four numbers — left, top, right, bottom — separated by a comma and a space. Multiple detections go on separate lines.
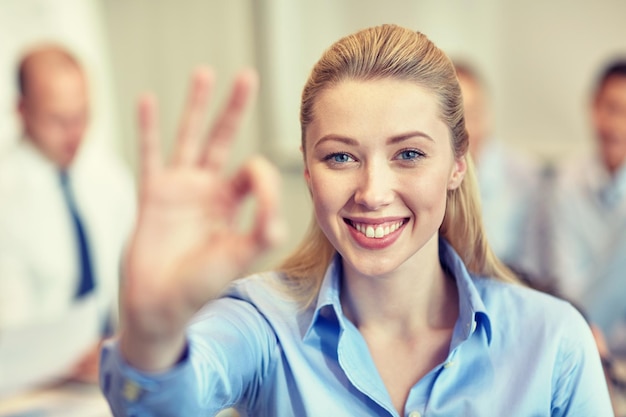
340, 236, 459, 337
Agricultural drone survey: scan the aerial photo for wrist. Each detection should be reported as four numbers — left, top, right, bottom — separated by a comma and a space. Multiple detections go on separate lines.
119, 327, 187, 372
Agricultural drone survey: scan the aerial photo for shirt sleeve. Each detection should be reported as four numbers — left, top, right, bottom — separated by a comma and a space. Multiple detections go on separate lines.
550, 306, 615, 416
99, 297, 278, 416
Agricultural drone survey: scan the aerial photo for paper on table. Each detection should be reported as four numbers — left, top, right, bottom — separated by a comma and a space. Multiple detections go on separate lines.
0, 295, 101, 399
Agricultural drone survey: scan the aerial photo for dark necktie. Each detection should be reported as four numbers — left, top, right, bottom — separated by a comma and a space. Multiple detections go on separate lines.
59, 171, 95, 298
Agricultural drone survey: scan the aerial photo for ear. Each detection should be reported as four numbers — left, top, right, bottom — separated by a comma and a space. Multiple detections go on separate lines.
448, 156, 467, 190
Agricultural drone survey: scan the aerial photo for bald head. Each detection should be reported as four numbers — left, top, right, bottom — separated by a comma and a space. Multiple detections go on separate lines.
17, 45, 90, 168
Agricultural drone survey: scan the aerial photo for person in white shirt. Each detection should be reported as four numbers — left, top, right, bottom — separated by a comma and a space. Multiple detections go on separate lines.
0, 44, 136, 397
546, 59, 626, 356
454, 62, 543, 276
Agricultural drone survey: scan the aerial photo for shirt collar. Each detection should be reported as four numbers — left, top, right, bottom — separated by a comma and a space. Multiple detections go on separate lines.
302, 239, 493, 345
302, 253, 345, 342
438, 237, 493, 347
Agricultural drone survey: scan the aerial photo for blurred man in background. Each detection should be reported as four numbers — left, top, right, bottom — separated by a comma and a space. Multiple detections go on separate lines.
0, 44, 136, 396
545, 59, 626, 356
454, 62, 543, 276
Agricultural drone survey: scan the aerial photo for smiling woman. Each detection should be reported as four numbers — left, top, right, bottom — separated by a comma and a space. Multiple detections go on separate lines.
100, 24, 613, 416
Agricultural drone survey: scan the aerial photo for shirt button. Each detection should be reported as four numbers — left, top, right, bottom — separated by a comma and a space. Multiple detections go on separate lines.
408, 411, 422, 417
122, 379, 142, 402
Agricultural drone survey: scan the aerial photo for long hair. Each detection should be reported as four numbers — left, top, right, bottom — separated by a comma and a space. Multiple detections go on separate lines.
279, 24, 517, 306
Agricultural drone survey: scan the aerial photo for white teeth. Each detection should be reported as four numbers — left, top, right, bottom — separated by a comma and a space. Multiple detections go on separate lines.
352, 220, 404, 239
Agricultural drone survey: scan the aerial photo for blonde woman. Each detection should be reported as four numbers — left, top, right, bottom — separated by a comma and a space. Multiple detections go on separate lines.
100, 25, 612, 416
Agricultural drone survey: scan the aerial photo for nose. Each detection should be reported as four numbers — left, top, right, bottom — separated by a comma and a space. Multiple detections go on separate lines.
353, 161, 395, 210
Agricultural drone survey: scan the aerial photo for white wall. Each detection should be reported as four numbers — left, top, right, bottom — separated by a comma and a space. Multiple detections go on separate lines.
496, 0, 626, 161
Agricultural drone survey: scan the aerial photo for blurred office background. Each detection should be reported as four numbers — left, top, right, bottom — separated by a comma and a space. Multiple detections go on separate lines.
2, 0, 626, 268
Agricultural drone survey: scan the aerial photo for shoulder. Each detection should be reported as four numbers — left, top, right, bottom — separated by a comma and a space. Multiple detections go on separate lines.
0, 143, 55, 207
474, 277, 604, 384
189, 271, 304, 345
473, 277, 590, 341
475, 277, 617, 413
0, 150, 21, 192
0, 143, 40, 187
224, 271, 300, 317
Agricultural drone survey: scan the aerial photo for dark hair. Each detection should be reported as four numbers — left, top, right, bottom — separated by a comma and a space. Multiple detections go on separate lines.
594, 58, 626, 94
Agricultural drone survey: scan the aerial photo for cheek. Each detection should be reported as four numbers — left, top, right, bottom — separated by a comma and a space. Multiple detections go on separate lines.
402, 171, 450, 215
308, 172, 336, 213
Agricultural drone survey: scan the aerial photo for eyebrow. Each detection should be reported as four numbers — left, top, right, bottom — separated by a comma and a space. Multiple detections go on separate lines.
314, 131, 434, 149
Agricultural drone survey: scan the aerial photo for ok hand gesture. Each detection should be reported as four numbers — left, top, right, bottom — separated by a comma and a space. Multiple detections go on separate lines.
119, 68, 285, 371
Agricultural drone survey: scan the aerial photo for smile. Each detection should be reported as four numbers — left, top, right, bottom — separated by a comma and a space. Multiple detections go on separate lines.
346, 219, 407, 239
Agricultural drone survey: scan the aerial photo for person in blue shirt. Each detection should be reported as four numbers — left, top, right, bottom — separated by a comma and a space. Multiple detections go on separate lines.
541, 59, 626, 357
100, 24, 613, 416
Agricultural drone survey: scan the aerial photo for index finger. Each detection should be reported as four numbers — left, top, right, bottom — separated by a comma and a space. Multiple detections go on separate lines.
199, 68, 259, 171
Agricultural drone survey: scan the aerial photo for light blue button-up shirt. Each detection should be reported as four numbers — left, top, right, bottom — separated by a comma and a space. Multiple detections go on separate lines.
100, 240, 612, 416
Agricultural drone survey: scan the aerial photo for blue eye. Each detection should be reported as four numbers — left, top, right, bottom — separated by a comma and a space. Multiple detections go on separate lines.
398, 149, 422, 160
325, 152, 354, 163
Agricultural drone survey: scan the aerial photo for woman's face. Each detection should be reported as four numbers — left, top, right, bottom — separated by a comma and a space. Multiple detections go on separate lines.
304, 78, 466, 278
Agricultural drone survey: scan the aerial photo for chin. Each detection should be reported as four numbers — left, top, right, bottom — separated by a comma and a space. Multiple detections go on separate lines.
342, 252, 403, 278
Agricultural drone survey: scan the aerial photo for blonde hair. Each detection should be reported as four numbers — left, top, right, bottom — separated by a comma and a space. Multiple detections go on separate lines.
279, 24, 517, 305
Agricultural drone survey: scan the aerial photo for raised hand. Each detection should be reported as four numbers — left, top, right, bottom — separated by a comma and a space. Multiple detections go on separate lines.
119, 68, 285, 371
